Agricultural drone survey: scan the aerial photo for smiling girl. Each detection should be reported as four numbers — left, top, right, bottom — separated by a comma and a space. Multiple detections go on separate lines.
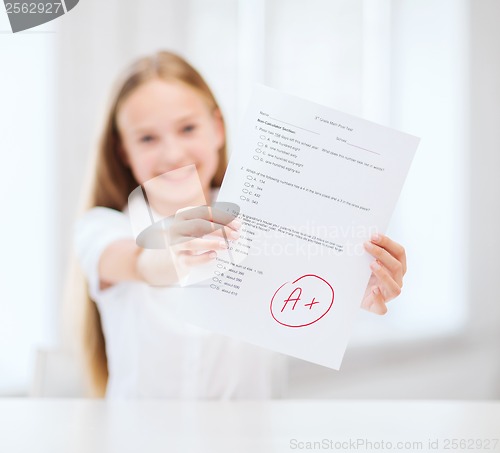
74, 51, 406, 398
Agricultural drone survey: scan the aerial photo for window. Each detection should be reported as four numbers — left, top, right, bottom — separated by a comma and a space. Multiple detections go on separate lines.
0, 12, 57, 394
229, 0, 469, 345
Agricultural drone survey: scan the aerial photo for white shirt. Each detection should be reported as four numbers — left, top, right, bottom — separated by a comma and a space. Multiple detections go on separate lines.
74, 206, 287, 399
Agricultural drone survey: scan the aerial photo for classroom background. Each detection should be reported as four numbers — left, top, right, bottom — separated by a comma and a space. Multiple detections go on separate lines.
1, 0, 499, 398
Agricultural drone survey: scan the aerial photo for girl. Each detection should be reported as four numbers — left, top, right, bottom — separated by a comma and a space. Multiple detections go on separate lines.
74, 51, 407, 398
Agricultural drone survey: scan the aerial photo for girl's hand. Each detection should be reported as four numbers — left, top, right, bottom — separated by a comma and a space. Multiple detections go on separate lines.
136, 205, 240, 286
361, 234, 407, 315
169, 205, 241, 270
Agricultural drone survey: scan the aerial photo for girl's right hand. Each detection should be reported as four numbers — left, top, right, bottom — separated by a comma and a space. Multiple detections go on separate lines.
169, 205, 241, 269
136, 205, 241, 286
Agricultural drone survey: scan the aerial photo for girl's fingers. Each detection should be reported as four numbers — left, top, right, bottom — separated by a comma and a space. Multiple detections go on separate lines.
175, 205, 241, 231
364, 240, 404, 287
361, 234, 406, 315
370, 260, 402, 301
361, 285, 387, 315
171, 218, 241, 242
370, 233, 407, 275
369, 287, 388, 315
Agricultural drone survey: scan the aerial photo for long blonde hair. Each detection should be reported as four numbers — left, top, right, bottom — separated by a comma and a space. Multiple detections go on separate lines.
79, 51, 228, 396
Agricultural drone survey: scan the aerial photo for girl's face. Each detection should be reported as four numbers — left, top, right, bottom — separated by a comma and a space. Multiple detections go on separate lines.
117, 78, 224, 207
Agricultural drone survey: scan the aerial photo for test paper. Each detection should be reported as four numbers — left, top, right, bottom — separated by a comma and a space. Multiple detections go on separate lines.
180, 84, 419, 369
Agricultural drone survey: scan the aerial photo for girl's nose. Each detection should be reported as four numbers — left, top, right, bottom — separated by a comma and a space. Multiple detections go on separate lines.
158, 137, 185, 167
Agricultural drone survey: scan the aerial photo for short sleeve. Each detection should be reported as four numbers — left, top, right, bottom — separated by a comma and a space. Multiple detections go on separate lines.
74, 207, 134, 299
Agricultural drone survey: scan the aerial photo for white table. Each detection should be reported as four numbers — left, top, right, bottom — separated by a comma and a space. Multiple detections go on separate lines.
0, 399, 499, 452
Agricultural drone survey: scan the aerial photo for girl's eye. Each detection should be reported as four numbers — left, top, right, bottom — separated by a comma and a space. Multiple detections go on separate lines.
140, 135, 156, 143
182, 124, 196, 134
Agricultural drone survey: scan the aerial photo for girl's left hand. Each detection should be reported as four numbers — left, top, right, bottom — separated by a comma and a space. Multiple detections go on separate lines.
361, 234, 407, 315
